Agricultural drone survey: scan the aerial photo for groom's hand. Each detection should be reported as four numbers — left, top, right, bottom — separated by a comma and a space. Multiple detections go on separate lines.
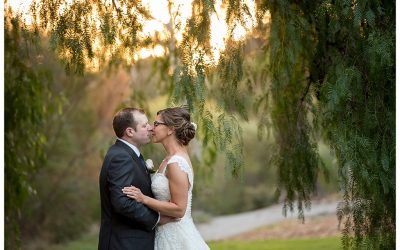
159, 215, 180, 225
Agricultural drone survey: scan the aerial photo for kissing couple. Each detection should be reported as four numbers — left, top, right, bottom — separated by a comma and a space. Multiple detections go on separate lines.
98, 107, 210, 250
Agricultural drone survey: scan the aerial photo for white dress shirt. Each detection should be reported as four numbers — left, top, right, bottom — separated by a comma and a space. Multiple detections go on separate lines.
117, 138, 141, 157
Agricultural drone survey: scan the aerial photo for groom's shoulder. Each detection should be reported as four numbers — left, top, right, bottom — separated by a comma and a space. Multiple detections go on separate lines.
106, 141, 129, 157
107, 142, 122, 153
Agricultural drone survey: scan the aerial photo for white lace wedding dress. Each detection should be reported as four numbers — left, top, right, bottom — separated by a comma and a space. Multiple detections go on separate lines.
151, 155, 210, 250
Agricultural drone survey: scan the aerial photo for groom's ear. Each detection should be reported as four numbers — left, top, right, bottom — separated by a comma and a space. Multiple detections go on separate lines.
126, 127, 135, 137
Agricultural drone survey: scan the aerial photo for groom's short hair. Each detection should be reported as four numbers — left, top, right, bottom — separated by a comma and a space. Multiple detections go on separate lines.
113, 108, 145, 138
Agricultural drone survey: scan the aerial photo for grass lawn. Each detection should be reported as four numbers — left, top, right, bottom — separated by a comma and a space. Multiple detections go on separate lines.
209, 237, 341, 250
50, 236, 341, 250
49, 235, 98, 250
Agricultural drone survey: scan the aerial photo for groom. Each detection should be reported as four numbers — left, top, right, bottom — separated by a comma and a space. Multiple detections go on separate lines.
98, 108, 159, 250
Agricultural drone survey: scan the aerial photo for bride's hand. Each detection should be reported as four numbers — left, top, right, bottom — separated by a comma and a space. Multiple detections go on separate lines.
122, 186, 145, 203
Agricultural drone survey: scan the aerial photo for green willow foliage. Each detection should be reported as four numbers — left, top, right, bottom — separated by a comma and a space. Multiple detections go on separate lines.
263, 2, 320, 220
31, 0, 151, 74
15, 0, 394, 249
4, 9, 60, 248
172, 0, 248, 176
257, 0, 395, 249
315, 2, 395, 249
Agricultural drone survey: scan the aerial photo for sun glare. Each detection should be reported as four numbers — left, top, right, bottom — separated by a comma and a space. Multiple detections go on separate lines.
7, 0, 31, 12
134, 45, 166, 61
7, 0, 257, 64
7, 0, 33, 24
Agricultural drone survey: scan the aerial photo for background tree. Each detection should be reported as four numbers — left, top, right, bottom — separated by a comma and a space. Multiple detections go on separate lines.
4, 9, 63, 248
257, 1, 395, 248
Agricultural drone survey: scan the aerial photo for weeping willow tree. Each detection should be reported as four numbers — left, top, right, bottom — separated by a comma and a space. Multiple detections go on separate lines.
257, 1, 395, 249
6, 0, 394, 249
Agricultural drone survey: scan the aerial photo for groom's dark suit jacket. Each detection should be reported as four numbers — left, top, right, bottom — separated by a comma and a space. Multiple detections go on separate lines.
98, 139, 158, 250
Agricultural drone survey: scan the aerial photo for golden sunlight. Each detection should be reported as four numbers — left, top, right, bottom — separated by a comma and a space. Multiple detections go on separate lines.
6, 0, 257, 63
7, 0, 33, 24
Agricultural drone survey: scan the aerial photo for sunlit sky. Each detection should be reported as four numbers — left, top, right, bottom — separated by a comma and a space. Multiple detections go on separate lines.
7, 0, 257, 63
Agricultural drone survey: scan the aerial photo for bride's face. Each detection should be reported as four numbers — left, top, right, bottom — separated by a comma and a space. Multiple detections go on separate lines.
151, 114, 170, 143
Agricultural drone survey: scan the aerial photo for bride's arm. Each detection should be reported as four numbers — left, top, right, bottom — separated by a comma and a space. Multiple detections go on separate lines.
122, 163, 189, 218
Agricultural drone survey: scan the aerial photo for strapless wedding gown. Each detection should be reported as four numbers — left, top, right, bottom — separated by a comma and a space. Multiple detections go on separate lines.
151, 155, 210, 250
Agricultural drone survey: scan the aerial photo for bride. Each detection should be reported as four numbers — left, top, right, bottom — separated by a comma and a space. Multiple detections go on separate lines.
122, 107, 210, 250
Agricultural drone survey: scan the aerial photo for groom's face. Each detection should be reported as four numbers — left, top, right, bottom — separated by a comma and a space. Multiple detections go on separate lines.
131, 112, 152, 146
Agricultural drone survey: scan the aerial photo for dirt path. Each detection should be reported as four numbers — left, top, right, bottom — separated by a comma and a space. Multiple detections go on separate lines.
229, 213, 341, 240
197, 199, 339, 241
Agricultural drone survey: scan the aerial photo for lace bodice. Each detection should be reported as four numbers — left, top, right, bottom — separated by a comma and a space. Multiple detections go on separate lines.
150, 155, 209, 250
151, 155, 193, 219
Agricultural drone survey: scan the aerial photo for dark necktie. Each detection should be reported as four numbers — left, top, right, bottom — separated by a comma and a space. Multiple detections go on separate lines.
138, 154, 148, 174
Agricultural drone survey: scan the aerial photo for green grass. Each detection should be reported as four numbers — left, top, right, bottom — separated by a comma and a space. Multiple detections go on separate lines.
50, 236, 341, 250
209, 237, 341, 250
48, 235, 98, 250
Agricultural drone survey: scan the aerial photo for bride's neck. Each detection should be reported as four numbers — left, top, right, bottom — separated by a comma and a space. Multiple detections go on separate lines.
163, 140, 186, 156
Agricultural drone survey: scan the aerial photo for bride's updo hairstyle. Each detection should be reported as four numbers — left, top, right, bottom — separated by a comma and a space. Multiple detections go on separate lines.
157, 107, 196, 146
